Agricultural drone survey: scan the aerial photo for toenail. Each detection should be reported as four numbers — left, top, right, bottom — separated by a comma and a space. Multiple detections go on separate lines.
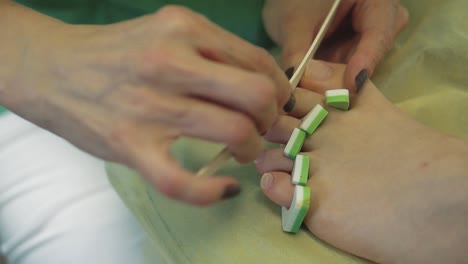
306, 60, 333, 80
283, 93, 296, 113
355, 69, 369, 92
261, 173, 273, 190
284, 67, 295, 79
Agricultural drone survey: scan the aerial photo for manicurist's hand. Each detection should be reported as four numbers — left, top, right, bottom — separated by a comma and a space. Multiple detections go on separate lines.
1, 3, 293, 205
262, 0, 409, 92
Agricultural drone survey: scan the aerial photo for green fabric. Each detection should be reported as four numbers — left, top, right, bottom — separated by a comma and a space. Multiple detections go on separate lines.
14, 0, 273, 47
3, 0, 274, 115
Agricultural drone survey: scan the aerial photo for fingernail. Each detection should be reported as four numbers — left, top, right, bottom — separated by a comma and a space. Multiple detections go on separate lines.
355, 70, 368, 92
260, 173, 273, 190
283, 93, 296, 113
285, 67, 295, 79
222, 184, 241, 200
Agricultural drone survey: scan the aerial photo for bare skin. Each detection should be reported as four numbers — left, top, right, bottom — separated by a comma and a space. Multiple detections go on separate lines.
263, 0, 409, 91
256, 61, 468, 263
0, 1, 293, 205
0, 0, 407, 206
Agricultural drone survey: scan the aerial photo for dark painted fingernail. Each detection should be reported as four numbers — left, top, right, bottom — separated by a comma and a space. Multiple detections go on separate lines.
355, 70, 368, 92
285, 67, 295, 79
222, 184, 241, 200
283, 93, 296, 113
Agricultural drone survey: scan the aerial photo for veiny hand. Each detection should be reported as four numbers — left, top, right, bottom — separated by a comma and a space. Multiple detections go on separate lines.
263, 0, 409, 92
7, 5, 293, 206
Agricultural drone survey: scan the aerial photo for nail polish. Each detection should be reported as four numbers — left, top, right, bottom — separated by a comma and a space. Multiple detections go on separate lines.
283, 93, 296, 113
222, 184, 241, 200
355, 70, 368, 92
285, 67, 295, 79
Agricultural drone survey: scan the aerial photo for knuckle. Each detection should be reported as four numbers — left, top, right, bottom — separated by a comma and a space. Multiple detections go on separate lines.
156, 5, 199, 36
156, 5, 191, 20
225, 115, 255, 146
253, 48, 277, 73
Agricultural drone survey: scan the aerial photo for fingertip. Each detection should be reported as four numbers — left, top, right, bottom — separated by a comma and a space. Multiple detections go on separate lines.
221, 183, 242, 200
260, 172, 294, 207
135, 151, 240, 206
229, 132, 264, 164
186, 176, 241, 206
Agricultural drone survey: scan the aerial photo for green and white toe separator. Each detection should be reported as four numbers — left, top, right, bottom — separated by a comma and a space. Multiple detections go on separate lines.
300, 104, 328, 135
292, 155, 310, 186
284, 128, 307, 159
325, 89, 350, 110
282, 185, 311, 233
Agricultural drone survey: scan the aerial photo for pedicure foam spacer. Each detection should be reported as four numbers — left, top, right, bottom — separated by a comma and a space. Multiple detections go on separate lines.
282, 185, 311, 233
299, 104, 328, 135
325, 89, 350, 110
284, 128, 307, 159
292, 155, 310, 186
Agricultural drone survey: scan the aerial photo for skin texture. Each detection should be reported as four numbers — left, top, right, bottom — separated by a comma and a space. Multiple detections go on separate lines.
256, 61, 468, 263
0, 1, 292, 206
0, 0, 408, 207
262, 0, 409, 92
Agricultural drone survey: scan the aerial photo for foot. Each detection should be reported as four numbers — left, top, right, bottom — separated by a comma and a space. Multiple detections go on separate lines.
255, 61, 468, 263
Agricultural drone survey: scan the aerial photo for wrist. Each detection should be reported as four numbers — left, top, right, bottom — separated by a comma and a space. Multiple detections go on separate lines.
0, 1, 68, 110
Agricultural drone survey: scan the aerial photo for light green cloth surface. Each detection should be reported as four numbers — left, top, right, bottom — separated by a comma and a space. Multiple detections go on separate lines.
108, 0, 468, 263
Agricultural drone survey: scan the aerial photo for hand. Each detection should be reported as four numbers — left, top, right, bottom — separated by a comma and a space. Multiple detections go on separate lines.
6, 5, 292, 206
263, 0, 409, 92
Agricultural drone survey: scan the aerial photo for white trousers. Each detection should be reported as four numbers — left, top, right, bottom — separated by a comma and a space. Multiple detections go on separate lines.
0, 113, 144, 264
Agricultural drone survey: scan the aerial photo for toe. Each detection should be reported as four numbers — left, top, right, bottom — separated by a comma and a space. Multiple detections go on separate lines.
260, 172, 294, 207
288, 88, 325, 118
264, 116, 300, 144
301, 60, 348, 93
255, 148, 294, 174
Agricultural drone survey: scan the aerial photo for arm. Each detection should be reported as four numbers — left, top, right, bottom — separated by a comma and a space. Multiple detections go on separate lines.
0, 0, 61, 105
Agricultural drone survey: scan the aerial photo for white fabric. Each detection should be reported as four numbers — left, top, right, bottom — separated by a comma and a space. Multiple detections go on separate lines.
0, 113, 144, 264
